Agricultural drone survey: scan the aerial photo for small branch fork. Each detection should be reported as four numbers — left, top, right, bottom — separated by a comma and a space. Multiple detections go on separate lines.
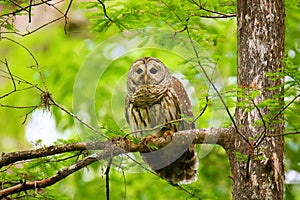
0, 59, 16, 99
188, 0, 236, 18
0, 46, 46, 123
0, 0, 74, 36
0, 128, 230, 198
97, 0, 114, 23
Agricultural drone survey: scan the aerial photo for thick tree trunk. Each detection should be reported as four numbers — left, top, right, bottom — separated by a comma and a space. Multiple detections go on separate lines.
226, 0, 285, 199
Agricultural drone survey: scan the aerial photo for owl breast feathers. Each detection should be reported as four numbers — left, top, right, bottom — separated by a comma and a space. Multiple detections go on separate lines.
125, 57, 198, 184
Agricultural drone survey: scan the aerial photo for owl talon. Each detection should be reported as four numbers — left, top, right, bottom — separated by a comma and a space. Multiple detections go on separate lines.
141, 135, 158, 144
163, 130, 174, 142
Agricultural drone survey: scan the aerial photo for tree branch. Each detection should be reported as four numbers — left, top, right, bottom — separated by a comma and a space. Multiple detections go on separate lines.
0, 151, 102, 198
0, 128, 230, 197
0, 128, 230, 168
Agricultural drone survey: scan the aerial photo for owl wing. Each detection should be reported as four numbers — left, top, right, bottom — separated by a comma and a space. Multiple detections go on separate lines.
125, 94, 130, 125
125, 94, 139, 135
143, 76, 198, 184
169, 76, 195, 130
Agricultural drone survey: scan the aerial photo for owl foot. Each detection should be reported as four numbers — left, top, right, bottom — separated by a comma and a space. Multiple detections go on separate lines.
141, 135, 158, 144
163, 130, 174, 142
163, 130, 174, 137
140, 135, 170, 150
110, 136, 134, 150
140, 131, 173, 149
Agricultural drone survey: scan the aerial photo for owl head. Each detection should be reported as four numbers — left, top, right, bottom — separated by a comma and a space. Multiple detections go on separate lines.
127, 57, 172, 94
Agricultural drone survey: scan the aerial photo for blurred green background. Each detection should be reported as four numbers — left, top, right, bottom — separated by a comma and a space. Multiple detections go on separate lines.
0, 0, 299, 199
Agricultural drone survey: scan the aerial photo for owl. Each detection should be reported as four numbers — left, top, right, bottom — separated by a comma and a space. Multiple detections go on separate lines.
125, 57, 198, 184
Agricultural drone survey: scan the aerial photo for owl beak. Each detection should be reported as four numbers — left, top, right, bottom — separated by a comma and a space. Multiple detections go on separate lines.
144, 74, 148, 83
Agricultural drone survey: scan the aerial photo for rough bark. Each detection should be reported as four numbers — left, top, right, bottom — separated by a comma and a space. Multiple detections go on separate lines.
226, 0, 285, 199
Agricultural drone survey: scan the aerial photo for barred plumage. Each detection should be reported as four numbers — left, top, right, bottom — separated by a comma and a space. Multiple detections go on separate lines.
125, 57, 198, 184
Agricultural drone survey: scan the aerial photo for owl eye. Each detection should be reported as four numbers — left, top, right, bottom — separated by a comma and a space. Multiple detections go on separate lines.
150, 68, 158, 74
136, 68, 143, 74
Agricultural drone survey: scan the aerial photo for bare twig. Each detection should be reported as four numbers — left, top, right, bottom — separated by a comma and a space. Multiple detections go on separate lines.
29, 0, 33, 23
1, 38, 41, 83
63, 0, 74, 34
49, 96, 108, 138
192, 96, 209, 124
189, 0, 236, 18
1, 16, 65, 36
161, 0, 184, 22
121, 169, 127, 200
255, 93, 300, 147
174, 184, 202, 200
0, 0, 53, 18
191, 14, 236, 18
96, 0, 114, 23
271, 94, 300, 123
42, 152, 82, 163
14, 38, 46, 93
105, 157, 113, 200
0, 59, 50, 123
0, 103, 40, 110
265, 131, 300, 137
0, 66, 43, 93
0, 59, 16, 99
0, 0, 75, 37
0, 38, 51, 123
7, 0, 24, 11
250, 98, 267, 148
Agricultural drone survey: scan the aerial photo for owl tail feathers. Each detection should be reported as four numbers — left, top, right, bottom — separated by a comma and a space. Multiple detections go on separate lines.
142, 145, 199, 185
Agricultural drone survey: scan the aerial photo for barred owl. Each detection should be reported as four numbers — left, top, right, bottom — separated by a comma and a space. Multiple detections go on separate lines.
125, 57, 198, 184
